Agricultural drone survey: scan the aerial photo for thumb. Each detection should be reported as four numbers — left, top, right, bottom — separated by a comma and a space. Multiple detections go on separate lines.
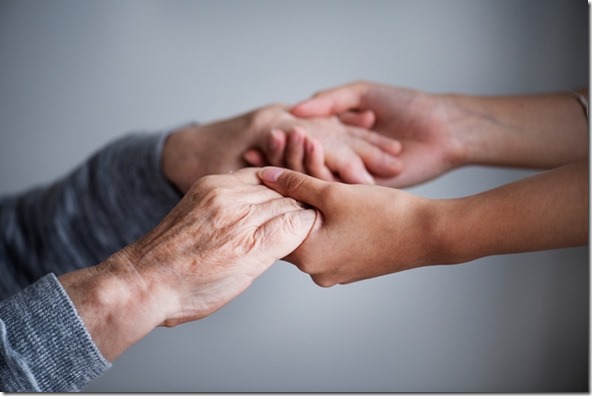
257, 167, 326, 206
291, 83, 368, 118
338, 110, 376, 129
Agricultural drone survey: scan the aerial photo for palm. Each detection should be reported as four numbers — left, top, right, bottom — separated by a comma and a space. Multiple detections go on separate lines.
367, 89, 459, 188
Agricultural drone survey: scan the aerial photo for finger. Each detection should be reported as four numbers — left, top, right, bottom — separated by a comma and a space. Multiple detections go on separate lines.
243, 149, 267, 167
254, 208, 317, 261
362, 149, 403, 178
258, 167, 328, 205
291, 82, 369, 118
332, 154, 375, 185
347, 127, 402, 156
225, 167, 269, 186
285, 126, 307, 173
304, 137, 335, 181
252, 196, 310, 225
338, 110, 376, 129
335, 135, 402, 178
194, 172, 310, 218
267, 129, 288, 166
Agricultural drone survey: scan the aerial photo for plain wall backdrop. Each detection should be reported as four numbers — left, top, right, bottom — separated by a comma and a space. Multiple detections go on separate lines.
0, 0, 588, 392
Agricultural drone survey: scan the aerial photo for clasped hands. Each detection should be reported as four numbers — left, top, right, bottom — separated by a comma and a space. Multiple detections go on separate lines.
62, 81, 588, 362
156, 87, 432, 304
115, 87, 430, 330
151, 80, 588, 330
62, 84, 422, 362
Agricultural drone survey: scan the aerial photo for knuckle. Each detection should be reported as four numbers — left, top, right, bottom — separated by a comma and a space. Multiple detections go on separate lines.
282, 173, 306, 196
187, 176, 211, 195
204, 186, 228, 207
196, 185, 233, 216
191, 175, 218, 194
252, 103, 290, 123
318, 183, 341, 206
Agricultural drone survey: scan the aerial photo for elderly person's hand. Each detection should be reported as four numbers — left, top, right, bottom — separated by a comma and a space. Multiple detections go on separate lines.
59, 168, 316, 361
162, 104, 402, 193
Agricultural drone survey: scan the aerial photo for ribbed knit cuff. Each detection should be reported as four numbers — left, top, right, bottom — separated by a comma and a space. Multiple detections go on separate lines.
0, 274, 110, 392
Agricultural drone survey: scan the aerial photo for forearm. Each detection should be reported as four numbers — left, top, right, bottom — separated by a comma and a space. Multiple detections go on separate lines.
444, 90, 589, 168
432, 158, 588, 264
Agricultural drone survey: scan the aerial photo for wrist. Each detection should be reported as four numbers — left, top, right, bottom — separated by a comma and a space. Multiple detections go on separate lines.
435, 93, 482, 168
411, 197, 455, 268
384, 192, 453, 272
425, 196, 476, 266
162, 118, 252, 193
430, 194, 501, 265
59, 249, 166, 361
161, 123, 205, 193
438, 91, 590, 168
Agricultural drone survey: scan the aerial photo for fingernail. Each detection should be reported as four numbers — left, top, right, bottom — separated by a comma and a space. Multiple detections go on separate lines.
386, 156, 402, 171
289, 129, 303, 144
258, 167, 285, 183
269, 129, 283, 150
388, 141, 402, 155
306, 139, 314, 155
380, 139, 402, 156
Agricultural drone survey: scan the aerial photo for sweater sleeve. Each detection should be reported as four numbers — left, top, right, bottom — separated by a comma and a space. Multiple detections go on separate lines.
0, 131, 181, 299
0, 273, 110, 392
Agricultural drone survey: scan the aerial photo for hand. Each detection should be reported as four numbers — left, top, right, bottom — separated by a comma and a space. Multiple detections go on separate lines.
162, 105, 299, 194
244, 122, 402, 184
257, 167, 438, 287
126, 167, 316, 326
162, 104, 402, 193
60, 168, 316, 360
258, 158, 589, 287
291, 81, 466, 188
240, 108, 403, 185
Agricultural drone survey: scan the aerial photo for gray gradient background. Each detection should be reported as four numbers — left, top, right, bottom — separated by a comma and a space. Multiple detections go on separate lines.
0, 0, 588, 392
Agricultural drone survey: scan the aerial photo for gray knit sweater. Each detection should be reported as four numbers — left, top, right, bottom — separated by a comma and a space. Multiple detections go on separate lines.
0, 131, 181, 391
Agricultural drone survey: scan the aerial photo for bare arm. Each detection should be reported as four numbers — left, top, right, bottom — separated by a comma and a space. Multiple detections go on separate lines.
434, 158, 588, 264
447, 90, 589, 168
290, 82, 588, 187
257, 160, 588, 286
